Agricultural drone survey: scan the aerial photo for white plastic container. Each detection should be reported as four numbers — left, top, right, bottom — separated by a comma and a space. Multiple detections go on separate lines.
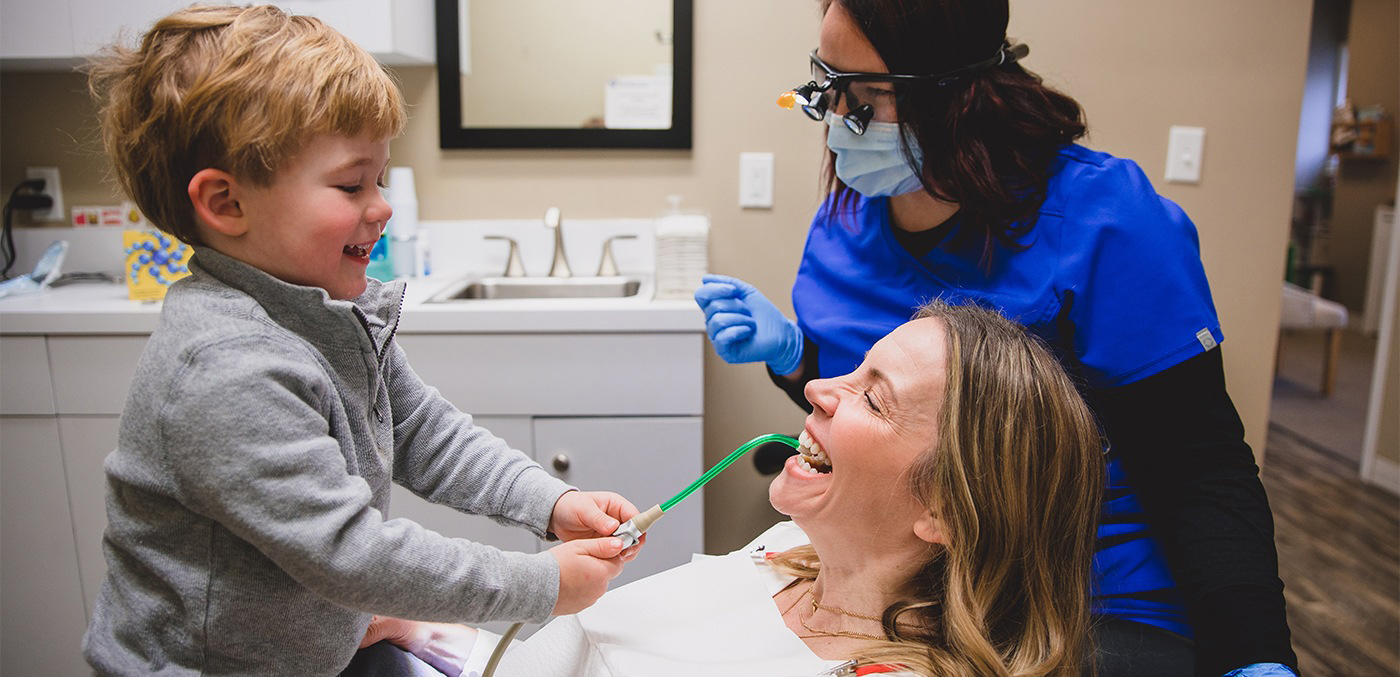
385, 167, 420, 278
653, 195, 709, 301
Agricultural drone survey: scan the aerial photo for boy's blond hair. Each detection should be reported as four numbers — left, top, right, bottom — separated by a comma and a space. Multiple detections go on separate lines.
89, 4, 406, 244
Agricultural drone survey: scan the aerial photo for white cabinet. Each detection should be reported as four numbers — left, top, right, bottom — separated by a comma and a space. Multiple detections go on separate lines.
68, 0, 193, 56
395, 333, 704, 416
58, 415, 122, 618
1, 0, 434, 67
0, 416, 90, 676
47, 336, 146, 415
0, 0, 75, 61
281, 0, 435, 64
0, 335, 54, 415
0, 332, 136, 675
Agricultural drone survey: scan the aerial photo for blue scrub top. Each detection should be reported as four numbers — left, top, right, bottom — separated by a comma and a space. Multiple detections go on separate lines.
793, 143, 1219, 636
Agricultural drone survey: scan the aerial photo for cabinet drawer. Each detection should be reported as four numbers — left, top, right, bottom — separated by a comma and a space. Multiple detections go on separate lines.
47, 336, 149, 415
0, 337, 55, 415
397, 333, 703, 416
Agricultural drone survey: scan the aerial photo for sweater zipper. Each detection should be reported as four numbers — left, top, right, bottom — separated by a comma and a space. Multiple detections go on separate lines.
350, 291, 406, 423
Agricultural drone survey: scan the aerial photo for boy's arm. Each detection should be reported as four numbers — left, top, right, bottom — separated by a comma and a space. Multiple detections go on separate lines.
383, 341, 573, 537
160, 339, 559, 623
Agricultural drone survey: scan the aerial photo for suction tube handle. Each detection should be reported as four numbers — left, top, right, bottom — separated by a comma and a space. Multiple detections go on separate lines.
612, 504, 663, 549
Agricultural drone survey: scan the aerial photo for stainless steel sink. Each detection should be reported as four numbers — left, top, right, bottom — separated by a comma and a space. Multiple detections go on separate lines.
428, 276, 643, 302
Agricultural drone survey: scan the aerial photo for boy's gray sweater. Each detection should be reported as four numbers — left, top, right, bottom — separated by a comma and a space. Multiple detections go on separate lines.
83, 248, 572, 675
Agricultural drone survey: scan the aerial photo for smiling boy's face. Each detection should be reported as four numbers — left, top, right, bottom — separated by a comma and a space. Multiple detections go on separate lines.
230, 132, 392, 300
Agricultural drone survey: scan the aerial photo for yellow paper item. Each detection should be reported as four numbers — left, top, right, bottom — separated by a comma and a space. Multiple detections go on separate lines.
123, 229, 192, 301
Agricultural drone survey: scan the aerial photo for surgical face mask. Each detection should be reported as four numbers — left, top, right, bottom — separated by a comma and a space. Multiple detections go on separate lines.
825, 113, 925, 198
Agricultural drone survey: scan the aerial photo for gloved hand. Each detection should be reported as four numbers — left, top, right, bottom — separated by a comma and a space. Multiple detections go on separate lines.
693, 274, 804, 375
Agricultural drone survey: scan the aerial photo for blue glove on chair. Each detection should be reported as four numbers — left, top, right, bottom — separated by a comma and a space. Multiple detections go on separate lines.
1223, 664, 1298, 677
693, 274, 804, 375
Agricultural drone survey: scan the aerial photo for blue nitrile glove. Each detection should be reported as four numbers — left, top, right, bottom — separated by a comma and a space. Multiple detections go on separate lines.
1223, 664, 1298, 677
694, 273, 804, 375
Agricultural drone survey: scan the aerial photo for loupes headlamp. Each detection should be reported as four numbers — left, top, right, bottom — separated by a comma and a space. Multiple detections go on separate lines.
778, 44, 1030, 135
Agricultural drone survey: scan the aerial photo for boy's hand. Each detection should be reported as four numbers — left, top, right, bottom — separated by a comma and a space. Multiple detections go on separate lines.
549, 537, 628, 615
359, 615, 478, 676
549, 490, 645, 558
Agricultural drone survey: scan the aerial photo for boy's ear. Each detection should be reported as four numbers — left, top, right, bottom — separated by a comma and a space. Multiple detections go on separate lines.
188, 169, 247, 237
913, 511, 947, 546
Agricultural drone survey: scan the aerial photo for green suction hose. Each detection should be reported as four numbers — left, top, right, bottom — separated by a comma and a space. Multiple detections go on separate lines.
663, 433, 797, 510
613, 433, 798, 547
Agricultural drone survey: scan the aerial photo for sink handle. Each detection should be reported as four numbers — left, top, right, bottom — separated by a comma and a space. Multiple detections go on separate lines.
596, 235, 638, 277
484, 235, 527, 277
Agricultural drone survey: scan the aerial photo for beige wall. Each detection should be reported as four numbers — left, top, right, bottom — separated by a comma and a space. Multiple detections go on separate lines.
1329, 0, 1400, 311
0, 0, 1315, 554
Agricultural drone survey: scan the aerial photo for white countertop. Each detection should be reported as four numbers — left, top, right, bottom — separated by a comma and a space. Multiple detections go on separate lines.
0, 277, 704, 335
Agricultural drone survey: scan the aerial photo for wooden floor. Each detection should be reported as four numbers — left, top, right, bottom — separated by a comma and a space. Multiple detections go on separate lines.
1262, 426, 1400, 676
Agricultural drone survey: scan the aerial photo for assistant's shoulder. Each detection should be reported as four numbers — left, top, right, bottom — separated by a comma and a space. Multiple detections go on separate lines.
1052, 144, 1159, 204
1048, 144, 1188, 240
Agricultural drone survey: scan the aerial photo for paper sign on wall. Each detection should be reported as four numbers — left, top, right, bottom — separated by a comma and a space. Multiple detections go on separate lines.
604, 75, 672, 130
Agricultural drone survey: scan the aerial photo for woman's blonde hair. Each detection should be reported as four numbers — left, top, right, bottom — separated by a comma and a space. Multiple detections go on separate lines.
773, 301, 1104, 676
88, 4, 406, 244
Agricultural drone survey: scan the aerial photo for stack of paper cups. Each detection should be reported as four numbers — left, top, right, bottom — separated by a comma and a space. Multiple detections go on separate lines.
654, 212, 709, 300
385, 167, 419, 278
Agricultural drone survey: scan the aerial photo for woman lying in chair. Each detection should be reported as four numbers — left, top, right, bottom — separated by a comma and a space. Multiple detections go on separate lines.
354, 301, 1105, 677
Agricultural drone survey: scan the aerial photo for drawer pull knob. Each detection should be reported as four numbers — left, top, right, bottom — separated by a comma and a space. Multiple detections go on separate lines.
552, 454, 571, 472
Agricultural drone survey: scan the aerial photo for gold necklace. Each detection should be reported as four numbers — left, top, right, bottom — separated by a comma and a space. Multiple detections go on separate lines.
792, 586, 888, 642
811, 593, 884, 622
778, 579, 811, 617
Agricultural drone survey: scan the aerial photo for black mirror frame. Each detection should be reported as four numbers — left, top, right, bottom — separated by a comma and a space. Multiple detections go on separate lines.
435, 0, 693, 150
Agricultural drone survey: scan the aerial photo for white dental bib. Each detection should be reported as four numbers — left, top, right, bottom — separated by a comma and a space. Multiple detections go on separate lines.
496, 522, 855, 676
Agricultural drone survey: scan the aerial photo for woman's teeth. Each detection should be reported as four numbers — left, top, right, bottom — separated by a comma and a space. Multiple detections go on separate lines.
797, 430, 832, 474
344, 244, 370, 257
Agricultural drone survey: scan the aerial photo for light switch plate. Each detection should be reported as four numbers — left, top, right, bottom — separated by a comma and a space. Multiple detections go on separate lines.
1164, 126, 1205, 184
739, 152, 774, 209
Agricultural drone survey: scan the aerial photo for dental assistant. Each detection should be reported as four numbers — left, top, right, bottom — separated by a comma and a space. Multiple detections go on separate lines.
695, 1, 1297, 676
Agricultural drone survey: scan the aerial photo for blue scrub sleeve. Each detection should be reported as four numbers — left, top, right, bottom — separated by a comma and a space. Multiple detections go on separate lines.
1058, 158, 1223, 387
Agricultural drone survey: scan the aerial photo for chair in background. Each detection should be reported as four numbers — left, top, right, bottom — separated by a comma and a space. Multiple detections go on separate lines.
1278, 281, 1350, 395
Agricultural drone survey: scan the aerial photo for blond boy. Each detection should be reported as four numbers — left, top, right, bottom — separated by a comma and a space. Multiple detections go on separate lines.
83, 6, 638, 674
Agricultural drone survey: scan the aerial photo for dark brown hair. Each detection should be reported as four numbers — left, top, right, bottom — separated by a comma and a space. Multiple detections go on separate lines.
824, 0, 1087, 255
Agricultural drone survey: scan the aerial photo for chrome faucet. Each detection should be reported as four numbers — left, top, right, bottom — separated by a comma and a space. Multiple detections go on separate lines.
544, 207, 572, 278
484, 235, 526, 277
596, 235, 637, 276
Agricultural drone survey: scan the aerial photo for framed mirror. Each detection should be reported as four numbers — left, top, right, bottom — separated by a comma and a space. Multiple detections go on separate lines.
435, 0, 693, 149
